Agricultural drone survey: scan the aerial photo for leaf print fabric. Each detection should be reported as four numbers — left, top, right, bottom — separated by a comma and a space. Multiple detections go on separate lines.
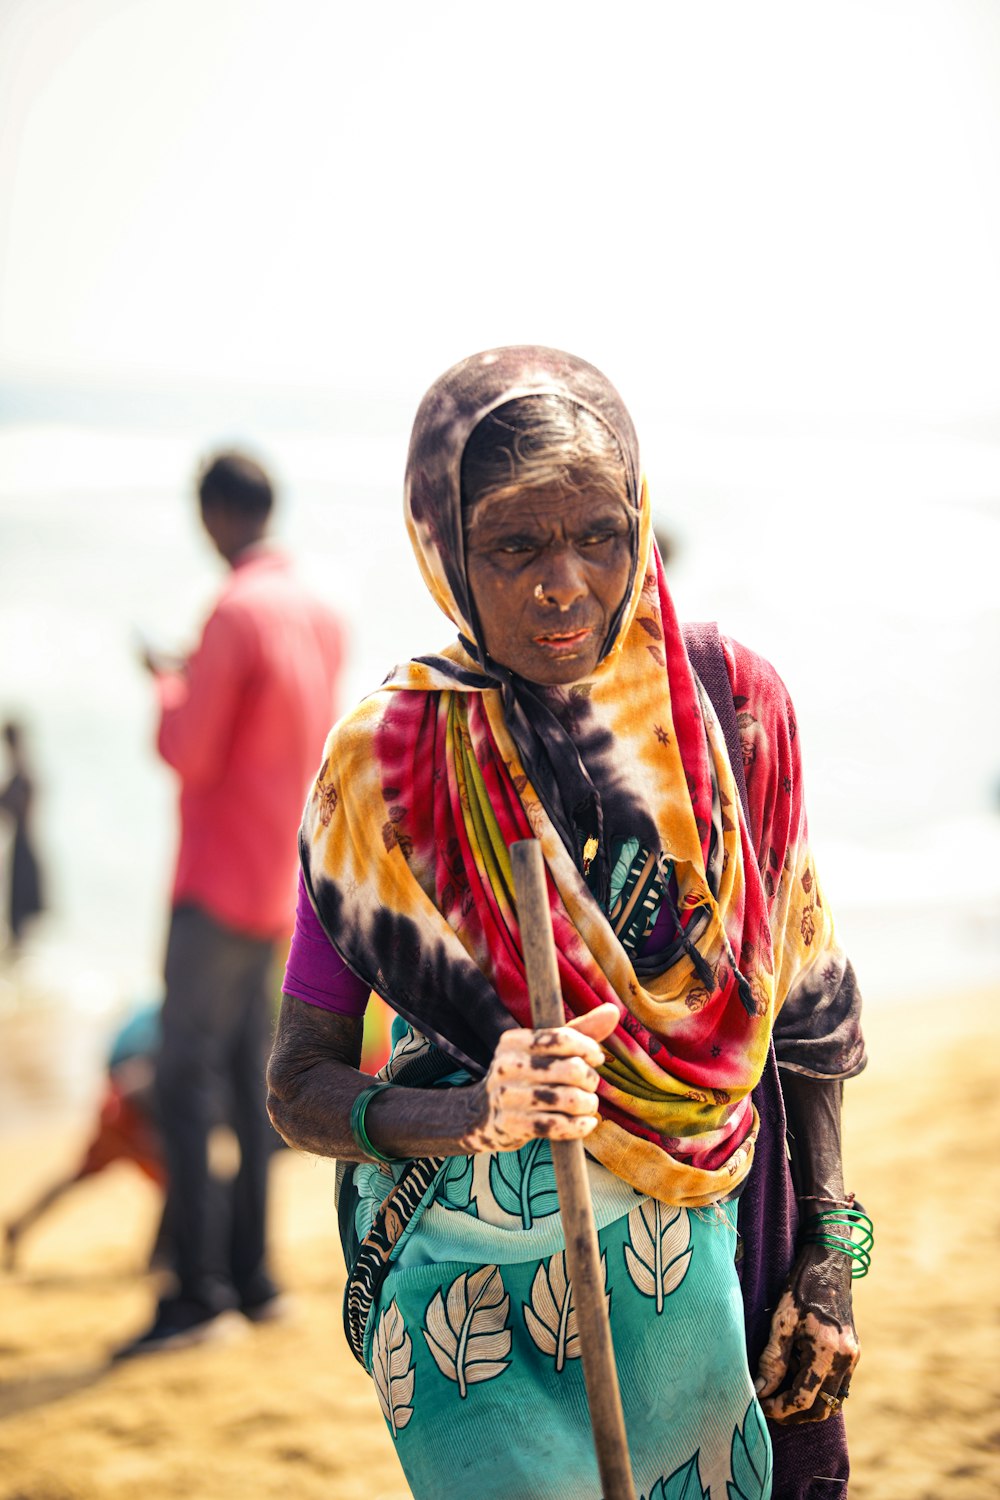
522, 1250, 610, 1372
642, 1455, 710, 1500
488, 1138, 559, 1228
727, 1398, 773, 1500
367, 1197, 770, 1500
372, 1299, 415, 1437
624, 1201, 693, 1312
434, 1154, 477, 1215
422, 1265, 511, 1399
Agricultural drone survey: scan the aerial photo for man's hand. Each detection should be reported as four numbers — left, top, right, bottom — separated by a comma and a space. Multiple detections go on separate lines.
133, 626, 185, 676
138, 646, 186, 676
754, 1241, 860, 1423
463, 1001, 619, 1154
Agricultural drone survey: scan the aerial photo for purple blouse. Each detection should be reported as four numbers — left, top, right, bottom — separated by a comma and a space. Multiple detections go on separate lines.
283, 871, 370, 1014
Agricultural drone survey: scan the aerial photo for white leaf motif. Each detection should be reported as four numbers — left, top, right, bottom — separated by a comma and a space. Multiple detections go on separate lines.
422, 1264, 511, 1399
523, 1250, 610, 1372
372, 1299, 415, 1437
624, 1201, 692, 1312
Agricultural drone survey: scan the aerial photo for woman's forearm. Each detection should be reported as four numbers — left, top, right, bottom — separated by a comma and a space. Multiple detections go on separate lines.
779, 1070, 847, 1206
266, 995, 488, 1162
755, 1069, 861, 1421
267, 992, 613, 1164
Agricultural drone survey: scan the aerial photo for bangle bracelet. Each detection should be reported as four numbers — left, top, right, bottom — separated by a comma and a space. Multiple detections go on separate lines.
801, 1206, 874, 1279
350, 1083, 397, 1164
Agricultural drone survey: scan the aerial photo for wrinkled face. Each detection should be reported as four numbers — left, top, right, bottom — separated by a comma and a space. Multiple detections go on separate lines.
463, 486, 633, 685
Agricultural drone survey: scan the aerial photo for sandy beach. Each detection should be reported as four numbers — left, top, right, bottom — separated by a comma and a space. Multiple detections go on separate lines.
1, 986, 997, 1500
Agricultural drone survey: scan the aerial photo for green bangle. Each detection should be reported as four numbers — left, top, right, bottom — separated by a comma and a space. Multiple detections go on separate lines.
350, 1083, 397, 1164
801, 1207, 874, 1279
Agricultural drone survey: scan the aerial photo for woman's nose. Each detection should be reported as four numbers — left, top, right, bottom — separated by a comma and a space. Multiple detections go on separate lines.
538, 547, 587, 609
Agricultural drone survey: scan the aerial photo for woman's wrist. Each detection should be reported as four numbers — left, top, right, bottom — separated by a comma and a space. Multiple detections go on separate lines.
796, 1191, 854, 1209
798, 1202, 873, 1279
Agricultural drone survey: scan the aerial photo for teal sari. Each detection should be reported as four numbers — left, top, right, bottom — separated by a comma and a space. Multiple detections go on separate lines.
338, 1017, 772, 1500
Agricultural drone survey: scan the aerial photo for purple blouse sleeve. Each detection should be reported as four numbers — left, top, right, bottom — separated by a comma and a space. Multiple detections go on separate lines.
282, 870, 370, 1016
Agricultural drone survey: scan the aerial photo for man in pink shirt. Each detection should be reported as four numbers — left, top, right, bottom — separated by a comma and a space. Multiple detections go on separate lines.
120, 451, 344, 1355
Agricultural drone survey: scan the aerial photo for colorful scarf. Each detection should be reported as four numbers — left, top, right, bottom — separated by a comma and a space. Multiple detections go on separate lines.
302, 347, 825, 1208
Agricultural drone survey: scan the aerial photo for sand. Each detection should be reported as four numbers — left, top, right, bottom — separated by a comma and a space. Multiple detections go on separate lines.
1, 987, 998, 1500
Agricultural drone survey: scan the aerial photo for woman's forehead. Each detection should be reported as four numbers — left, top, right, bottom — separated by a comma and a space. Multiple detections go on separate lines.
465, 485, 632, 536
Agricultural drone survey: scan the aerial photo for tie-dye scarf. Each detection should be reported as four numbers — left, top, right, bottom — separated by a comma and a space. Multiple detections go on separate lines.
301, 347, 828, 1208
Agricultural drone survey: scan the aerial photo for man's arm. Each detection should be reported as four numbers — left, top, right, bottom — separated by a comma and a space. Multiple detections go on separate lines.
153, 607, 251, 788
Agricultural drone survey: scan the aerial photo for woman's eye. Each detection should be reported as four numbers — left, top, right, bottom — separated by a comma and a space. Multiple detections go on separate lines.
497, 542, 536, 555
580, 531, 615, 547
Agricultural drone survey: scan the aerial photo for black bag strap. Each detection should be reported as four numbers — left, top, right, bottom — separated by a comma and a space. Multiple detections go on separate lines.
682, 621, 750, 825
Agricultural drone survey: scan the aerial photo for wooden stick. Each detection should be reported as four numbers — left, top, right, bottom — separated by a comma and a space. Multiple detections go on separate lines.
510, 839, 636, 1500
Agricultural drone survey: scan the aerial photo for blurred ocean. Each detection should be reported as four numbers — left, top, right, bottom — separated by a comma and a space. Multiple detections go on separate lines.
2, 389, 999, 1073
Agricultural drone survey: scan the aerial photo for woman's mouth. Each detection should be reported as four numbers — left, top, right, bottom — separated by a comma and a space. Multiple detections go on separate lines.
532, 627, 594, 655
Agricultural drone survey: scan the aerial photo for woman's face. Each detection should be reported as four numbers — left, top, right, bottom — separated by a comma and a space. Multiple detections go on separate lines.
464, 485, 633, 685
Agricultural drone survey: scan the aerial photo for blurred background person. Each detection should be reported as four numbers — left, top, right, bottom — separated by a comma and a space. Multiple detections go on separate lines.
118, 450, 345, 1356
3, 1000, 166, 1272
0, 721, 45, 953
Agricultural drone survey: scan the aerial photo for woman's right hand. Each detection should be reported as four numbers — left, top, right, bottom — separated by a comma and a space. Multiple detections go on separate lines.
463, 1001, 620, 1154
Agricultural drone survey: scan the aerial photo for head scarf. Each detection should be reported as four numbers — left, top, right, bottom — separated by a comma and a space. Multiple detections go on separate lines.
302, 346, 777, 1207
405, 347, 648, 907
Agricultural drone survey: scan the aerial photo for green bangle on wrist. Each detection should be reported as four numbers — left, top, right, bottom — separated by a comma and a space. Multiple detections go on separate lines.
349, 1083, 397, 1163
800, 1206, 874, 1279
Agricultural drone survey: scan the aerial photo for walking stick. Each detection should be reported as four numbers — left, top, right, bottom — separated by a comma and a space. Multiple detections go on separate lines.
510, 839, 636, 1500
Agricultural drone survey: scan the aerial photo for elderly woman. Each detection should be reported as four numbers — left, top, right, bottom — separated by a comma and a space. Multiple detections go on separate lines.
268, 348, 867, 1500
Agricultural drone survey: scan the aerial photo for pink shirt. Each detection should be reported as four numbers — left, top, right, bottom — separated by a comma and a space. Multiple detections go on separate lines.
156, 547, 344, 939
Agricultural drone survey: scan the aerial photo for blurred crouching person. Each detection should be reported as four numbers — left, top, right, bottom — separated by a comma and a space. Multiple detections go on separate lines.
121, 451, 345, 1355
3, 1002, 166, 1272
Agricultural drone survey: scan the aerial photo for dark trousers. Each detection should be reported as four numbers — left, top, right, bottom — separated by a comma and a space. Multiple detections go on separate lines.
156, 905, 277, 1314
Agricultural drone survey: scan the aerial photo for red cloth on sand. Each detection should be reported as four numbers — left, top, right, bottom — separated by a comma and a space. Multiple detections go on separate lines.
78, 1082, 166, 1187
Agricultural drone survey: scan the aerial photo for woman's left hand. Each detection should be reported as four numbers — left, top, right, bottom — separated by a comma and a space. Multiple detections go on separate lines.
754, 1242, 860, 1423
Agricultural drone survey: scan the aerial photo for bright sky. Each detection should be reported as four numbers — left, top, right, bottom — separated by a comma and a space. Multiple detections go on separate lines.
2, 0, 999, 421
